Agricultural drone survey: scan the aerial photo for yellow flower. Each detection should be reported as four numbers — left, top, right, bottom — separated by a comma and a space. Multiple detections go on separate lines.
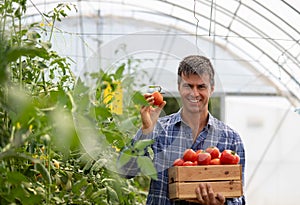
29, 124, 33, 132
112, 145, 120, 152
53, 159, 60, 169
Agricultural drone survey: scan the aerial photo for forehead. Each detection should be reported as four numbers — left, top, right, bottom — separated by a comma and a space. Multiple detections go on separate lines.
180, 73, 210, 84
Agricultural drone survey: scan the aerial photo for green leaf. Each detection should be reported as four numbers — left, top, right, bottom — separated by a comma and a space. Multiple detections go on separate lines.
117, 150, 134, 168
91, 158, 108, 171
72, 177, 88, 194
6, 47, 49, 63
132, 92, 148, 106
7, 171, 28, 184
114, 63, 125, 80
133, 139, 154, 151
137, 156, 157, 180
84, 183, 94, 197
91, 188, 106, 200
34, 162, 52, 184
94, 106, 112, 119
107, 185, 119, 203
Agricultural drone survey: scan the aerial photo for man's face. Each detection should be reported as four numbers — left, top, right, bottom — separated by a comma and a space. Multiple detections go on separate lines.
178, 73, 214, 114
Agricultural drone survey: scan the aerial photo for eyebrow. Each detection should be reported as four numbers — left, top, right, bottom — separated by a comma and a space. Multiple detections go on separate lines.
184, 83, 208, 88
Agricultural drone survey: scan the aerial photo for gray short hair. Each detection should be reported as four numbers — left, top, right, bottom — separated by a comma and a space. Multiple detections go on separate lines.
177, 55, 215, 87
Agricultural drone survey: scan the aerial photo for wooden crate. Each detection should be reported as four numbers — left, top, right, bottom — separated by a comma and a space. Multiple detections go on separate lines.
168, 165, 243, 200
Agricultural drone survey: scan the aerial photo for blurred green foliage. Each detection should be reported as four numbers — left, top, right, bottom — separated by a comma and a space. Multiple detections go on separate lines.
0, 1, 155, 204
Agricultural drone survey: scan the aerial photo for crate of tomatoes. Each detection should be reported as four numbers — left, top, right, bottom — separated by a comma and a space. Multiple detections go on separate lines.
168, 147, 243, 201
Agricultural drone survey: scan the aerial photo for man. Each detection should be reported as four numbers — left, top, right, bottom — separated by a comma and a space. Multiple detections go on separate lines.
120, 55, 246, 204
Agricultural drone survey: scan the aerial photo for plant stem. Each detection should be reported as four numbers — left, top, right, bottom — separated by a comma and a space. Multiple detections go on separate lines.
46, 143, 51, 204
18, 17, 23, 89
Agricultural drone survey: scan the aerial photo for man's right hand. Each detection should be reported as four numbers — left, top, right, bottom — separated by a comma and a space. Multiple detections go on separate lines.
141, 93, 166, 135
195, 183, 226, 205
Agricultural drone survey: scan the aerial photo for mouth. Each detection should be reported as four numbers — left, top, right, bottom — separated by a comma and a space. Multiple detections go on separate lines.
188, 98, 201, 103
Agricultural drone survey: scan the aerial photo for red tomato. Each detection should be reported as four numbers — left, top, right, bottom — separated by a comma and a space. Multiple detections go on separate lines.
182, 161, 196, 166
209, 158, 221, 165
183, 149, 198, 162
220, 150, 240, 165
173, 158, 185, 166
234, 154, 240, 164
205, 146, 220, 159
195, 149, 204, 155
151, 91, 164, 106
197, 152, 211, 165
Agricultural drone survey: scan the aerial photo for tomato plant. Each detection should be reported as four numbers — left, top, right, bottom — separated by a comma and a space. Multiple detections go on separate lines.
0, 2, 153, 204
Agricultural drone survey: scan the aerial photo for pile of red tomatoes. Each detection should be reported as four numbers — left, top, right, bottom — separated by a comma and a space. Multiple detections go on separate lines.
172, 147, 240, 166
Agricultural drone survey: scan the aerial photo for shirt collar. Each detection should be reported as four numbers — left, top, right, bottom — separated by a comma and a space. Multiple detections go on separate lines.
173, 108, 213, 129
172, 108, 183, 125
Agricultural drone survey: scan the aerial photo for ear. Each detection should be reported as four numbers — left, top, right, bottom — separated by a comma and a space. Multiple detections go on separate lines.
210, 86, 215, 96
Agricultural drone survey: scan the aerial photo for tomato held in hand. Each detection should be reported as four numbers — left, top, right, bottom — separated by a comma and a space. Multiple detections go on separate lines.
151, 91, 164, 106
183, 149, 198, 162
220, 150, 240, 165
205, 146, 220, 159
173, 158, 185, 166
197, 152, 211, 165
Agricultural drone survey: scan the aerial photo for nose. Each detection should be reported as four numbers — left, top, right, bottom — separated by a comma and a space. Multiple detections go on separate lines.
191, 86, 199, 97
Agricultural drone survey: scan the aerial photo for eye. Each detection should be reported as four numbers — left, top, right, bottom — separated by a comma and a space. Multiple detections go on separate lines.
198, 84, 207, 89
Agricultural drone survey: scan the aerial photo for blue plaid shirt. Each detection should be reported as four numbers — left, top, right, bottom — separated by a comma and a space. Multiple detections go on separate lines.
121, 109, 246, 205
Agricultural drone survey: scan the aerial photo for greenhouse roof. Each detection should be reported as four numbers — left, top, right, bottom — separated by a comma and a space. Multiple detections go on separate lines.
27, 0, 300, 106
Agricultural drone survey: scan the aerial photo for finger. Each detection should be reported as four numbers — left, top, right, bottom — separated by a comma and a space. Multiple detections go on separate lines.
206, 183, 216, 203
200, 183, 209, 201
195, 185, 204, 203
154, 101, 166, 112
144, 93, 153, 101
140, 104, 150, 112
158, 101, 167, 108
146, 96, 154, 103
143, 93, 154, 104
215, 193, 226, 204
200, 183, 209, 204
143, 93, 152, 98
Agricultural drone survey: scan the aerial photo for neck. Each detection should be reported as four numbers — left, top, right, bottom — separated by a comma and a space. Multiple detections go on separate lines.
181, 108, 209, 141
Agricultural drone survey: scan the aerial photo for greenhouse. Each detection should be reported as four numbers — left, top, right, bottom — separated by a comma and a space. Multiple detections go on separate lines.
1, 0, 300, 204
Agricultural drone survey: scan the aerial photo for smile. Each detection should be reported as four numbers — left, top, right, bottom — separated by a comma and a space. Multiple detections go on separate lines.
188, 99, 201, 103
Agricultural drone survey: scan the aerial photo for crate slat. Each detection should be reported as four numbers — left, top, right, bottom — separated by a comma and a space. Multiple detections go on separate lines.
169, 181, 243, 200
168, 165, 242, 183
168, 165, 243, 200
